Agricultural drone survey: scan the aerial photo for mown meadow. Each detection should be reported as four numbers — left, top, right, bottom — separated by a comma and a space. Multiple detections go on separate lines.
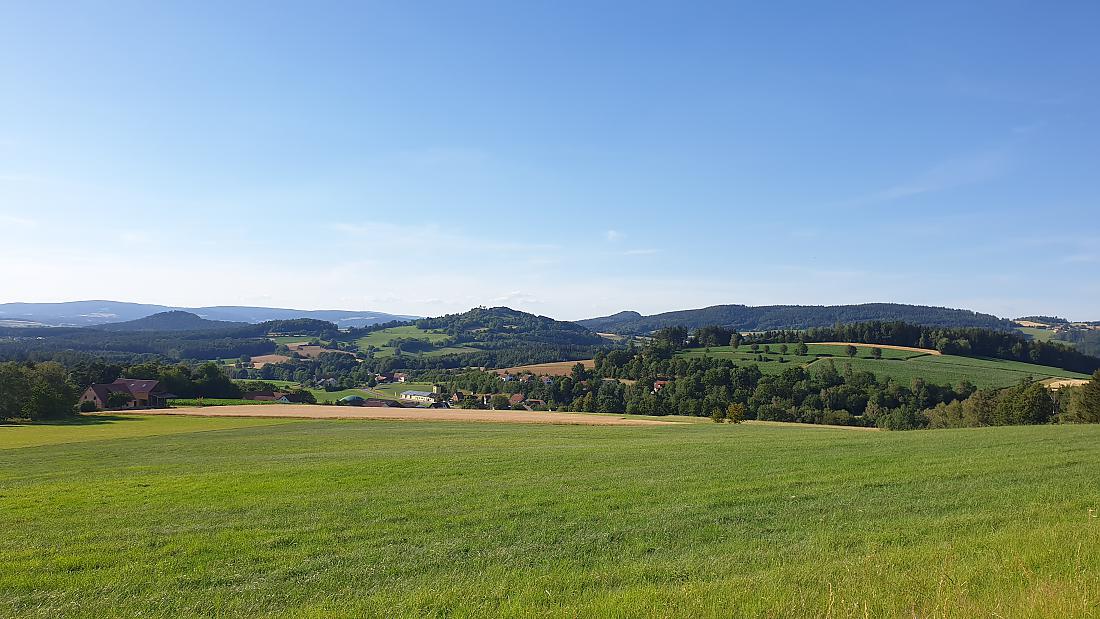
680, 343, 1088, 389
2, 415, 1098, 617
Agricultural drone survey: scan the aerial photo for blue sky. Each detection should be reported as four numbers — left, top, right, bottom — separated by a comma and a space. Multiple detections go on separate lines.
1, 1, 1097, 320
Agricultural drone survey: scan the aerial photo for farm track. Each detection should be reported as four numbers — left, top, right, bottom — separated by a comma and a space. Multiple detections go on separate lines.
135, 405, 677, 426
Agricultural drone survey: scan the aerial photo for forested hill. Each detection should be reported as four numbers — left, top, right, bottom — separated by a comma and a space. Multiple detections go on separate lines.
415, 307, 604, 346
578, 303, 1015, 334
95, 311, 243, 332
340, 306, 609, 369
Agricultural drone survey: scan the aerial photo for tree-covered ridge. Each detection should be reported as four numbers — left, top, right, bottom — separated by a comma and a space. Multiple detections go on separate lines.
328, 307, 609, 369
0, 318, 342, 363
95, 311, 244, 332
415, 306, 602, 345
579, 303, 1015, 334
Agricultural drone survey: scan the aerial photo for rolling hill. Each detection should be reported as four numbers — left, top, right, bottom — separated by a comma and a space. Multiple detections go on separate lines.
579, 303, 1015, 334
94, 311, 243, 332
347, 306, 609, 367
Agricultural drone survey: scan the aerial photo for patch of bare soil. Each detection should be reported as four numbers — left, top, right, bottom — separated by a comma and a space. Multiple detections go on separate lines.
142, 405, 676, 426
496, 360, 595, 376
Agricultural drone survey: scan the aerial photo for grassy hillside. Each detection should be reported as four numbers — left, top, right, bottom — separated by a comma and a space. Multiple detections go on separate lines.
679, 344, 1088, 389
1018, 326, 1057, 342
346, 307, 609, 367
2, 416, 1098, 617
354, 326, 478, 358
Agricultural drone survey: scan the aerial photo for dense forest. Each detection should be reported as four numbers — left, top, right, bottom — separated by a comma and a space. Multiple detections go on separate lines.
1050, 329, 1100, 358
578, 303, 1016, 334
0, 316, 339, 363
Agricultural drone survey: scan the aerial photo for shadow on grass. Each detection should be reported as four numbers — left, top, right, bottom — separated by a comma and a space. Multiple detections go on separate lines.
0, 414, 148, 427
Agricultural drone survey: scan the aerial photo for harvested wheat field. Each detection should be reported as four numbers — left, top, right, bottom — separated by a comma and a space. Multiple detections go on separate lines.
137, 405, 675, 426
1043, 377, 1090, 390
496, 359, 595, 376
249, 354, 292, 368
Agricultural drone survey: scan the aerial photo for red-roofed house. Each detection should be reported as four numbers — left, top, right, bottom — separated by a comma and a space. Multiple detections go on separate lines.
80, 378, 174, 410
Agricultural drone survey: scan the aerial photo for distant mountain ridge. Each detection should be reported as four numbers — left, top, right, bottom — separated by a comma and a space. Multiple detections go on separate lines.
0, 300, 418, 328
94, 311, 244, 332
578, 303, 1016, 334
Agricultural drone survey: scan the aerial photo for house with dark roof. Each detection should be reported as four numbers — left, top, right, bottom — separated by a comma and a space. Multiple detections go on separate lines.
80, 378, 174, 410
243, 391, 291, 403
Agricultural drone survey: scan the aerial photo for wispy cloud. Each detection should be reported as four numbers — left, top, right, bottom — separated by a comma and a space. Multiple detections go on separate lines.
331, 221, 559, 252
622, 248, 658, 256
838, 147, 1014, 208
1061, 253, 1098, 264
0, 214, 37, 228
605, 229, 623, 242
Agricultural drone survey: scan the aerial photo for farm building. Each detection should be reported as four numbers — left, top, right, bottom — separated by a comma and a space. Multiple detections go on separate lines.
508, 393, 526, 406
243, 391, 292, 403
80, 379, 174, 410
400, 390, 436, 404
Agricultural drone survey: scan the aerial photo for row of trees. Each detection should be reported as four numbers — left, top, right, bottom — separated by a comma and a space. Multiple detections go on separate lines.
920, 371, 1100, 429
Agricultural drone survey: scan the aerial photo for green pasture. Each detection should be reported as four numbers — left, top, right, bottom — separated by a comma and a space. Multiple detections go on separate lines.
1, 415, 1098, 617
307, 388, 374, 403
681, 344, 1088, 389
353, 326, 478, 358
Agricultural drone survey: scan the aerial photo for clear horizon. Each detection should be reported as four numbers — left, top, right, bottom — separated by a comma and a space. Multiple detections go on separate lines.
2, 3, 1098, 321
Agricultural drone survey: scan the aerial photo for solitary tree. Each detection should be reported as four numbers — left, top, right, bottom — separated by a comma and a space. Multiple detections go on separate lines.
846, 345, 858, 358
726, 403, 747, 423
729, 333, 742, 349
796, 342, 808, 356
780, 344, 789, 355
871, 347, 883, 360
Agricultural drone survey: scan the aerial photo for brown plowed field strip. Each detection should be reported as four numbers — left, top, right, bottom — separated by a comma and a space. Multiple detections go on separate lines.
135, 405, 676, 426
496, 360, 595, 375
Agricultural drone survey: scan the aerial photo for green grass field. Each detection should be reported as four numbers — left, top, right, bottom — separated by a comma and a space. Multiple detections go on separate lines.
270, 335, 316, 345
1, 416, 1098, 617
823, 355, 1089, 389
1019, 326, 1057, 342
307, 388, 374, 403
681, 344, 1088, 389
353, 326, 479, 358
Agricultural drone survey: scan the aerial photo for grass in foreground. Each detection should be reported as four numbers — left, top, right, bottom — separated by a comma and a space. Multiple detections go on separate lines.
1, 416, 1098, 617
